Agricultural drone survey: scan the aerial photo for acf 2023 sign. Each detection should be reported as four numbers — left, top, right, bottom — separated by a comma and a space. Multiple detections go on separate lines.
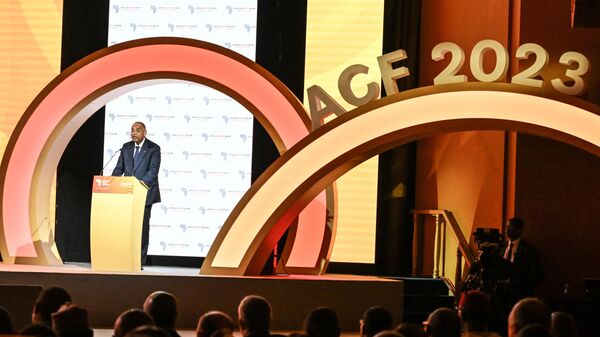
0, 38, 598, 275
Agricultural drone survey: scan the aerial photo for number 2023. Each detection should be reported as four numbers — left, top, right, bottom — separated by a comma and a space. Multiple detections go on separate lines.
431, 39, 590, 96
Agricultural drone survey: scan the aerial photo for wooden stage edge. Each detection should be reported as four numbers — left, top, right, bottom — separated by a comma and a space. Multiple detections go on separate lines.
0, 263, 403, 332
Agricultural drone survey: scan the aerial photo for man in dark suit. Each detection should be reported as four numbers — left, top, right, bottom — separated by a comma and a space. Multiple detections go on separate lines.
502, 217, 543, 299
112, 121, 161, 265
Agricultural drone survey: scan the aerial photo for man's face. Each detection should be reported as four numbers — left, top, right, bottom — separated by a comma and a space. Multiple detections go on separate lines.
505, 222, 522, 241
131, 123, 146, 144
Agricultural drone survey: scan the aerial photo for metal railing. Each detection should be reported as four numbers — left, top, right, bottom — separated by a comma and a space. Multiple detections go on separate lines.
411, 209, 476, 294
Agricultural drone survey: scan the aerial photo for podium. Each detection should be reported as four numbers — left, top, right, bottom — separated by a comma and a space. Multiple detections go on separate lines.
90, 176, 148, 271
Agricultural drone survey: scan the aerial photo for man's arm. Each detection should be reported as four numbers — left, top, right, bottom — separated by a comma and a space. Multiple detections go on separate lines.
111, 150, 125, 176
140, 145, 161, 185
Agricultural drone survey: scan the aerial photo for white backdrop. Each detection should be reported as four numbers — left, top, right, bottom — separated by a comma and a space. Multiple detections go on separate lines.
104, 0, 257, 257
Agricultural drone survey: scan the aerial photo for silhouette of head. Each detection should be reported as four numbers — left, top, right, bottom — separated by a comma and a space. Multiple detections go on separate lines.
304, 307, 340, 337
114, 309, 154, 337
458, 290, 492, 331
424, 308, 460, 337
143, 291, 178, 329
238, 295, 271, 335
32, 286, 72, 325
196, 311, 234, 337
550, 311, 577, 337
51, 304, 92, 337
508, 298, 550, 337
360, 306, 393, 337
0, 306, 15, 334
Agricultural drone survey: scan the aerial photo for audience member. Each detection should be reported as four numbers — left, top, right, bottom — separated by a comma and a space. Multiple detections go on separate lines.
515, 324, 552, 337
238, 295, 281, 337
143, 291, 180, 337
125, 325, 172, 337
51, 304, 93, 337
20, 323, 58, 337
394, 323, 426, 337
550, 311, 577, 337
360, 306, 393, 337
424, 308, 460, 337
196, 311, 235, 337
304, 307, 340, 337
114, 309, 155, 337
0, 305, 15, 334
507, 298, 550, 337
32, 286, 72, 326
458, 290, 501, 337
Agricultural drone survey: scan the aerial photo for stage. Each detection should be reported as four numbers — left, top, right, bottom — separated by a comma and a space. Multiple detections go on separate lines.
0, 263, 403, 332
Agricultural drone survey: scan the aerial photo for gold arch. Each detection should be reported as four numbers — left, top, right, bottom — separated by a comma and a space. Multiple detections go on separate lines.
200, 83, 600, 275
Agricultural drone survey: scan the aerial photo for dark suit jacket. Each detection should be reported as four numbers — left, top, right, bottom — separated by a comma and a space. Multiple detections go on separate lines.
502, 239, 543, 297
112, 138, 161, 205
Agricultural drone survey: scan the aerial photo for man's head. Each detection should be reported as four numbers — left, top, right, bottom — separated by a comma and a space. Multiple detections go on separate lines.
550, 311, 577, 337
131, 122, 147, 145
508, 298, 550, 337
32, 286, 72, 325
51, 304, 93, 337
505, 217, 524, 241
424, 308, 460, 337
196, 311, 235, 337
360, 306, 393, 337
143, 291, 178, 329
237, 295, 271, 335
458, 290, 492, 331
304, 307, 341, 337
114, 309, 154, 337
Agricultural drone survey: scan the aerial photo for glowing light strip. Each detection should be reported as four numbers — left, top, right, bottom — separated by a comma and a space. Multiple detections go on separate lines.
205, 85, 600, 273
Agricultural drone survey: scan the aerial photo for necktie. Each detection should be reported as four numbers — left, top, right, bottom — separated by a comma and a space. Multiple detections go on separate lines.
134, 145, 141, 166
505, 242, 513, 262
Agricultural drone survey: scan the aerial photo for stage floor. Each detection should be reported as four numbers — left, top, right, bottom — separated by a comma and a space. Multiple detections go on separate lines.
0, 262, 403, 332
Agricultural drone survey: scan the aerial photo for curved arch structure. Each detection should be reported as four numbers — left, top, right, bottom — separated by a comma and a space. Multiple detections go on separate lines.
200, 83, 600, 275
0, 38, 331, 270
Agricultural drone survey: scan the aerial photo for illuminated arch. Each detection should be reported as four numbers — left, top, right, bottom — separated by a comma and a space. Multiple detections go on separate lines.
0, 38, 332, 270
200, 83, 600, 275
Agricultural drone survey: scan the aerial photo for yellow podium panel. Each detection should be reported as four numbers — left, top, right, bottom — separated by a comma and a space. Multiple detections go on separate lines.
90, 176, 147, 272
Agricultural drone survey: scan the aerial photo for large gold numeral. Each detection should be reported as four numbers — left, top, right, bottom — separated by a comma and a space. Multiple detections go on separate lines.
431, 42, 467, 85
551, 52, 590, 96
470, 39, 508, 83
512, 43, 549, 88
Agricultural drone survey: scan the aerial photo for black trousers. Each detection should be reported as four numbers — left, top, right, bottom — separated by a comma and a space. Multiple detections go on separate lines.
141, 204, 152, 265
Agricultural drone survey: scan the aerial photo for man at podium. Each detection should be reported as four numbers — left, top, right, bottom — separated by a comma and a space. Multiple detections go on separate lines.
112, 121, 161, 265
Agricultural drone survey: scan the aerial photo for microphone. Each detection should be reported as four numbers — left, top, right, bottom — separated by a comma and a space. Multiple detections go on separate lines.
100, 149, 122, 176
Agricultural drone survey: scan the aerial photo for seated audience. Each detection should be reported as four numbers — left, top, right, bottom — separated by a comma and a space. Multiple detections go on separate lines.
458, 291, 501, 337
360, 306, 393, 337
515, 324, 551, 337
196, 311, 235, 337
304, 307, 340, 337
424, 308, 460, 337
550, 311, 577, 337
51, 304, 93, 337
0, 305, 15, 334
20, 323, 58, 337
114, 309, 155, 337
143, 291, 180, 337
507, 298, 550, 337
394, 323, 426, 337
32, 286, 72, 326
237, 295, 281, 337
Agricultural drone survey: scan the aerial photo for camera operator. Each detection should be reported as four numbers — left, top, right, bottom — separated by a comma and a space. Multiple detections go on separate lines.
461, 228, 512, 335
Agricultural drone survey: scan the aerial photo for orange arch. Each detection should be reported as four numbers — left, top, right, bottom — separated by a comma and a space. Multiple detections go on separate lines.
0, 38, 330, 269
200, 83, 600, 275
